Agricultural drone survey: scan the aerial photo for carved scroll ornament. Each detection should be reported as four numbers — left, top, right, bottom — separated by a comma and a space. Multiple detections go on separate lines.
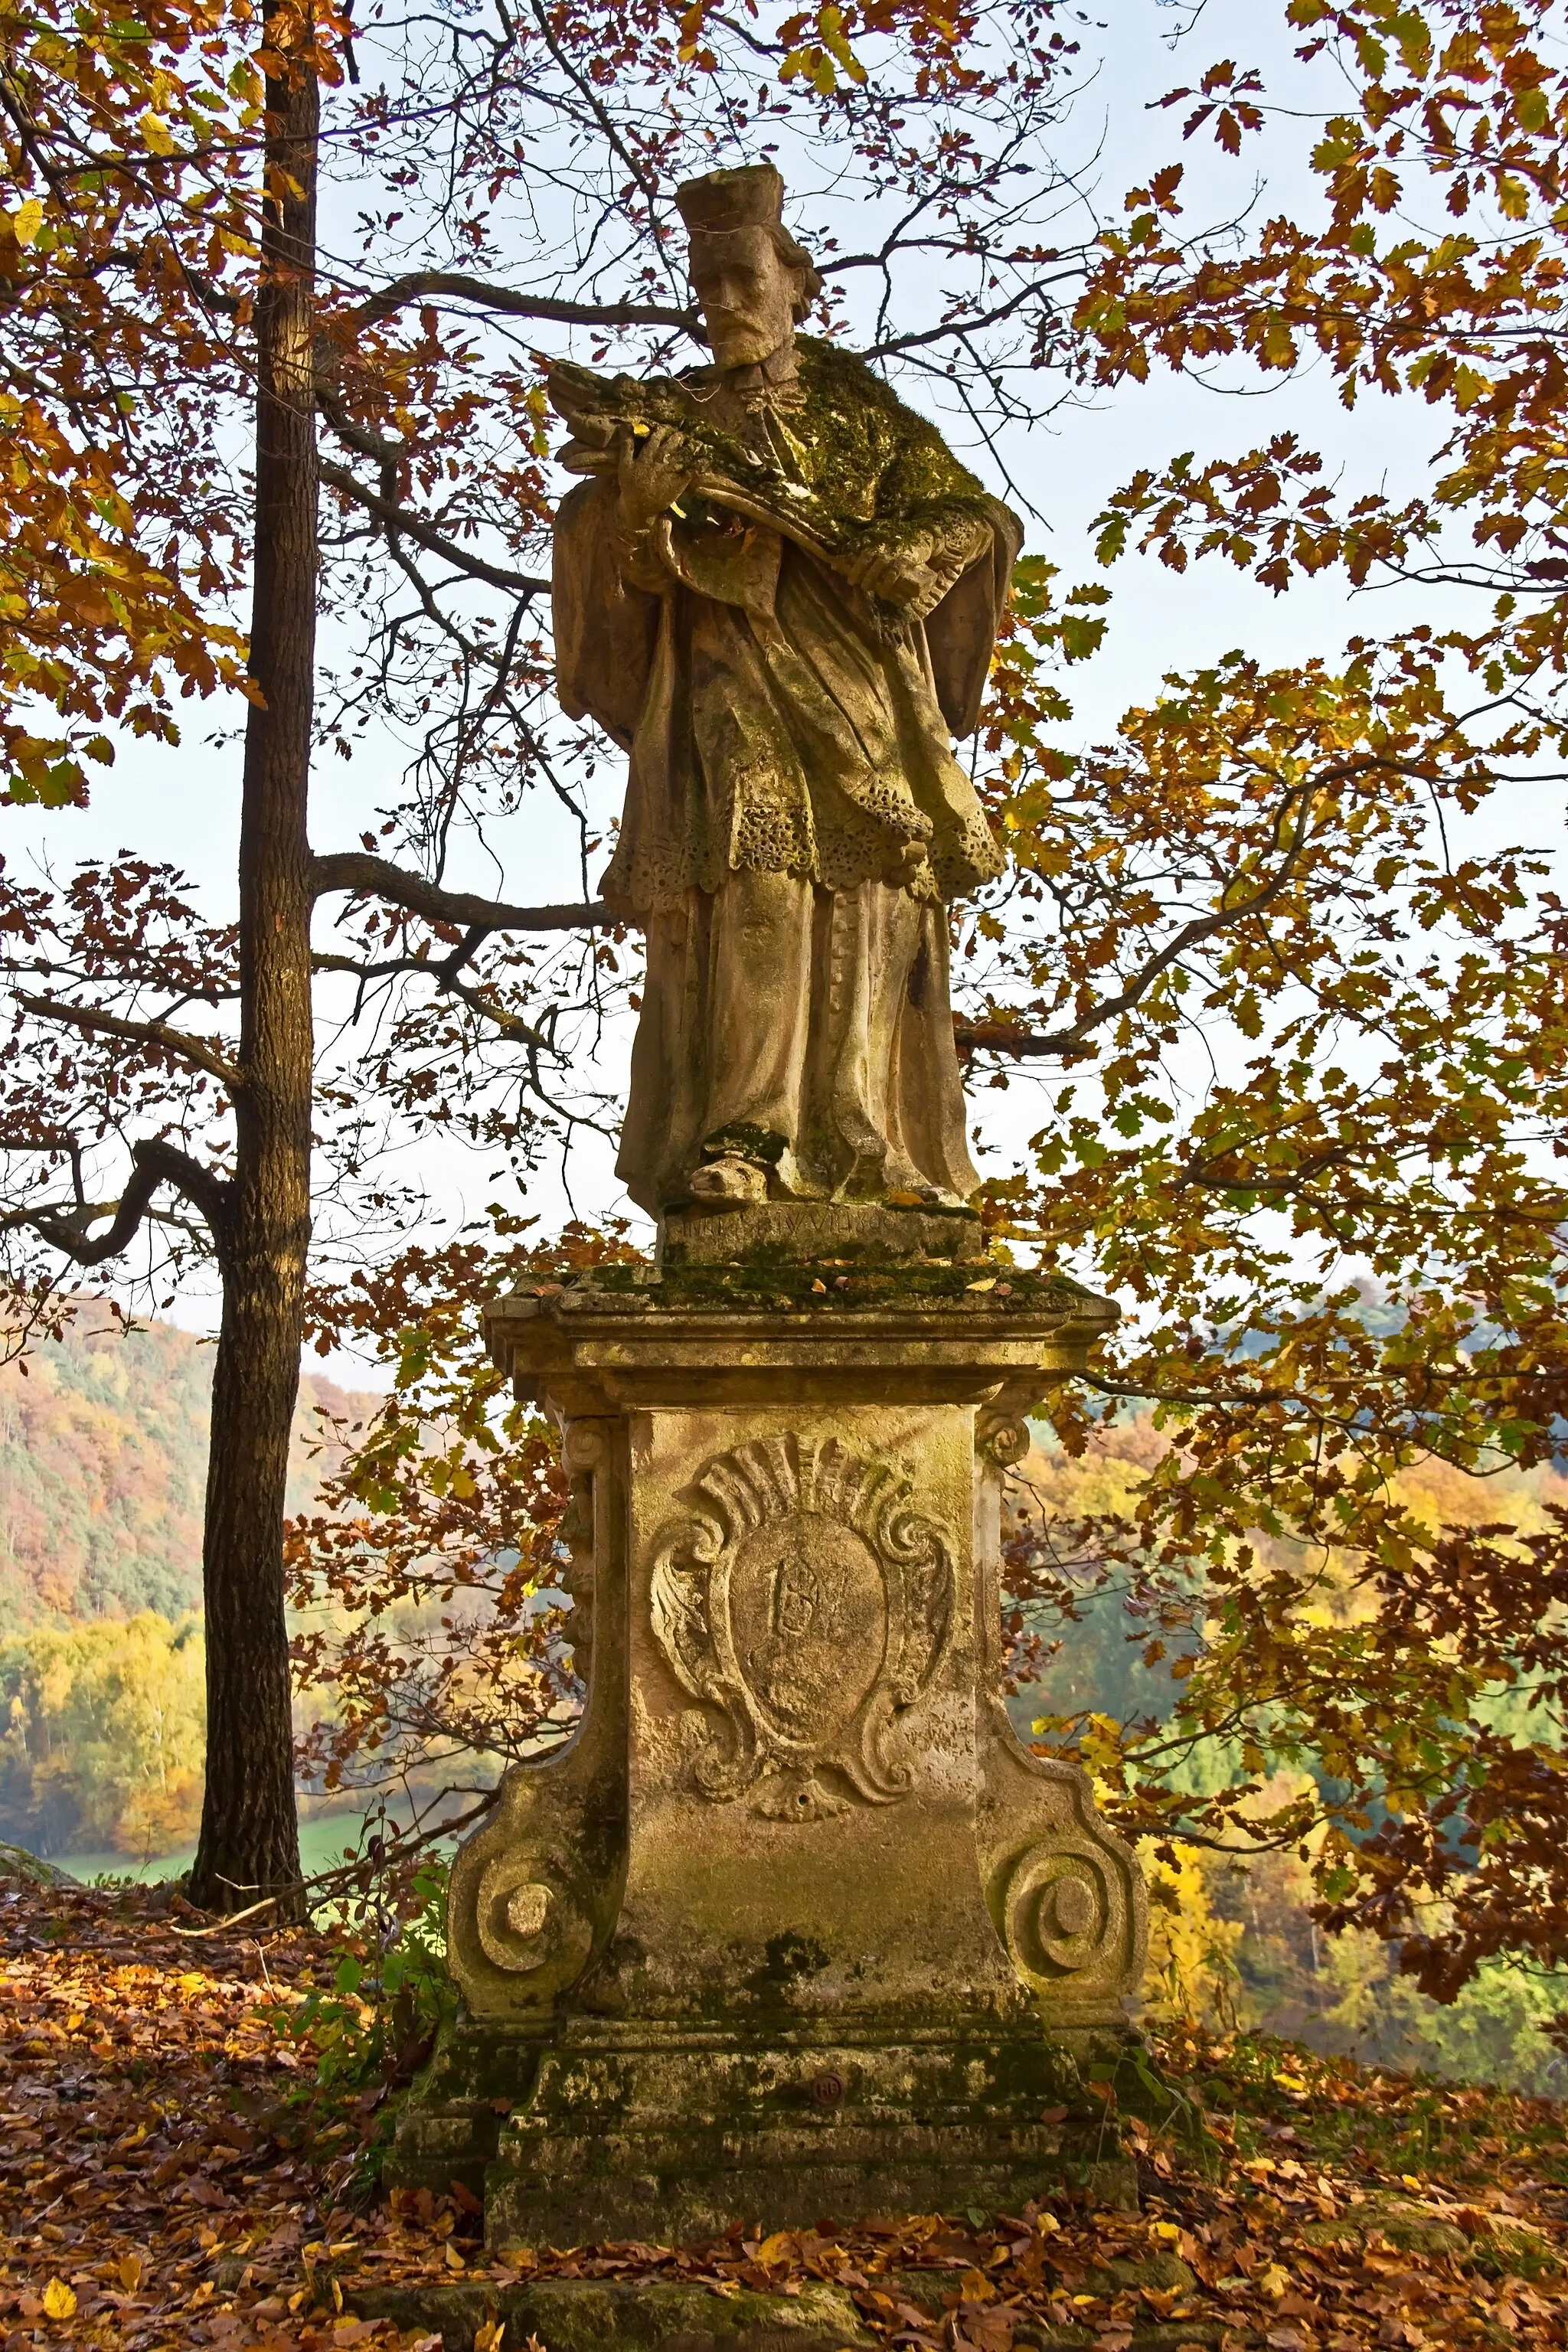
650, 1433, 956, 1815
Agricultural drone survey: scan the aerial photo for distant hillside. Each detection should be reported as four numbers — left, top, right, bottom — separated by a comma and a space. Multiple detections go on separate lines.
0, 1304, 383, 1629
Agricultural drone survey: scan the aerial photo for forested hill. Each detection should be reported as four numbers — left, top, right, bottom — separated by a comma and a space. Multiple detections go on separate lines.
0, 1305, 382, 1628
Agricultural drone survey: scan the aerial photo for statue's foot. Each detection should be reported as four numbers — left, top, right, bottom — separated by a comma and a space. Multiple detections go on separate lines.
686, 1152, 769, 1206
766, 1145, 827, 1202
840, 1156, 972, 1214
906, 1182, 970, 1212
878, 1184, 969, 1212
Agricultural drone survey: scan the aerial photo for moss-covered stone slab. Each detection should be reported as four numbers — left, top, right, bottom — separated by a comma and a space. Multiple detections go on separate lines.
1299, 2194, 1564, 2275
343, 2274, 1230, 2351
881, 2249, 1197, 2311
344, 2275, 875, 2350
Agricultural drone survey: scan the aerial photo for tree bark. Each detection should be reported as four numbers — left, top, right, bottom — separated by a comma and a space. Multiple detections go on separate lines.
188, 8, 318, 1917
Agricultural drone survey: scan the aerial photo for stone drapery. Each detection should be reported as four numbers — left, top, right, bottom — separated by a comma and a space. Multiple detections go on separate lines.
552, 336, 1021, 1216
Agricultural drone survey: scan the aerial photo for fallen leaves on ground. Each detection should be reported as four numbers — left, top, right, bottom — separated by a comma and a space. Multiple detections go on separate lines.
0, 1873, 1564, 2347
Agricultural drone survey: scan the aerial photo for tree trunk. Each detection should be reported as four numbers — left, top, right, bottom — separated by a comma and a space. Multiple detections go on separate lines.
188, 10, 318, 1917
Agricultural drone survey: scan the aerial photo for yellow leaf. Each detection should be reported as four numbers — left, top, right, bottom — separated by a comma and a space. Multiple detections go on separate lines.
118, 2253, 145, 2292
42, 2280, 77, 2319
756, 2230, 794, 2266
444, 2240, 467, 2271
965, 1276, 998, 1292
139, 113, 175, 155
1259, 312, 1296, 368
1256, 2262, 1290, 2298
11, 198, 43, 247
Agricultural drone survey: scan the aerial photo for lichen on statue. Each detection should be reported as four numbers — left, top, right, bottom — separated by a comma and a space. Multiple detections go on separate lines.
549, 161, 1021, 1221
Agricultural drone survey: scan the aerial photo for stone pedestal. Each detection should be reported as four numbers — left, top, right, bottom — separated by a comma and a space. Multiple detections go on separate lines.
393, 1221, 1146, 2246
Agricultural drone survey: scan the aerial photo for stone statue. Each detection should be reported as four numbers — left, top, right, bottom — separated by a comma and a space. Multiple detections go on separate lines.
387, 162, 1144, 2259
549, 162, 1022, 1219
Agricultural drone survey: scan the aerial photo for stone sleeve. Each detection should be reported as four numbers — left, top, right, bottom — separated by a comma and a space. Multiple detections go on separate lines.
924, 495, 1025, 740
551, 476, 663, 752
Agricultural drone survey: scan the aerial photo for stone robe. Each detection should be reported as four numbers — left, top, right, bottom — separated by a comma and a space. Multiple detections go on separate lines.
553, 336, 1020, 1217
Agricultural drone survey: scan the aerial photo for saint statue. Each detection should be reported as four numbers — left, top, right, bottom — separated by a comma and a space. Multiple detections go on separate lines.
550, 163, 1021, 1220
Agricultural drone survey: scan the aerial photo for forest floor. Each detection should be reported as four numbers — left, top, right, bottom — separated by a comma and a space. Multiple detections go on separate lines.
0, 1869, 1566, 2350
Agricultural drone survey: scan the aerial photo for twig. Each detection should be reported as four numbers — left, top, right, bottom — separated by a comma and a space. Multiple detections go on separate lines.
167, 1896, 280, 1937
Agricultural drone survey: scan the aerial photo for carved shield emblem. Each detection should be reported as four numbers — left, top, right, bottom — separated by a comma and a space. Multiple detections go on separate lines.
649, 1433, 956, 1811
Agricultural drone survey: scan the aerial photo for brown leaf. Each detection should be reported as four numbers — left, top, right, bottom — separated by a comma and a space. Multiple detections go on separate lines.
962, 2310, 1014, 2352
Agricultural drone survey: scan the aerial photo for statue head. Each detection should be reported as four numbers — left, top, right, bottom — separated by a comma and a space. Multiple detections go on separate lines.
676, 164, 822, 370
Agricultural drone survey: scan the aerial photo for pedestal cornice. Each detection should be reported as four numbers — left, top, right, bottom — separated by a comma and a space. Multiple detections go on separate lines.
484, 1263, 1119, 1419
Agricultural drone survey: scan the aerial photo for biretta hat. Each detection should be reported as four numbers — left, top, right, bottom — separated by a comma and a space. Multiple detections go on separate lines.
675, 163, 786, 235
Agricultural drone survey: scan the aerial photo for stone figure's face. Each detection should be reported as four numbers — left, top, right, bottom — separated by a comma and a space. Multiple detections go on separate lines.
689, 227, 797, 368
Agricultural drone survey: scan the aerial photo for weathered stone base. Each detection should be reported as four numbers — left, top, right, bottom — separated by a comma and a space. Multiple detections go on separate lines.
389, 2017, 550, 2202
341, 2276, 1229, 2352
416, 1253, 1148, 2258
485, 2148, 1135, 2256
491, 2022, 1133, 2248
658, 1197, 985, 1266
395, 2012, 1141, 2247
346, 2277, 875, 2351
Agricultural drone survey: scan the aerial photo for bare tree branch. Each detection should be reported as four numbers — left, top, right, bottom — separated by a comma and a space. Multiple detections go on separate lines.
18, 994, 242, 1087
312, 950, 562, 1054
861, 273, 1078, 359
319, 462, 550, 596
956, 783, 1323, 1060
346, 273, 701, 338
11, 1135, 230, 1262
311, 851, 612, 936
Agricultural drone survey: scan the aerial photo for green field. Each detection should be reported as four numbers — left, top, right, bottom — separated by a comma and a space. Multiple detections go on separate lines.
54, 1809, 387, 1889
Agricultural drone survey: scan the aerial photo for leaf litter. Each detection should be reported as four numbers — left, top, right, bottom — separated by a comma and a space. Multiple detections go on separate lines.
0, 1873, 1565, 2348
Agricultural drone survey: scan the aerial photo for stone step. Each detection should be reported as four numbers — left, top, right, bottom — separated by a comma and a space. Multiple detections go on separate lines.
343, 2274, 1237, 2350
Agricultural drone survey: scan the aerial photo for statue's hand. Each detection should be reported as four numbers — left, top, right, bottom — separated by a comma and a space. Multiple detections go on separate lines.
616, 423, 696, 534
840, 529, 935, 606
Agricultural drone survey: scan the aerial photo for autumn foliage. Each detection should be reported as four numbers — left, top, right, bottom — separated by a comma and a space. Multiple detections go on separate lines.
4, 1865, 1568, 2347
3, 0, 1568, 2046
929, 0, 1568, 2016
0, 0, 326, 803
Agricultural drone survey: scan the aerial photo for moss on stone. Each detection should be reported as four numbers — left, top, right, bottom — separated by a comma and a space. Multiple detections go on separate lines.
1299, 2197, 1564, 2275
544, 1256, 1099, 1316
345, 2274, 1226, 2350
345, 2276, 876, 2350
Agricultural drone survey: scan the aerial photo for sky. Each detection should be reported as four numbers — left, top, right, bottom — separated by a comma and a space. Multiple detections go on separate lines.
7, 0, 1512, 1378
